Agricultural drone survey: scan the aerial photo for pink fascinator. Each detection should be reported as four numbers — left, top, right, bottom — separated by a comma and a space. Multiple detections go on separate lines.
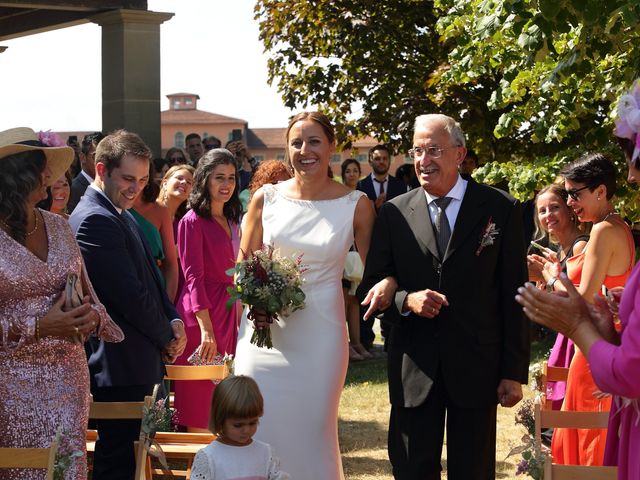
37, 130, 66, 148
614, 80, 640, 162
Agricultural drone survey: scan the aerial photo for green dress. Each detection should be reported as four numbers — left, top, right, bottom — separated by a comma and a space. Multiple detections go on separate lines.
129, 208, 166, 287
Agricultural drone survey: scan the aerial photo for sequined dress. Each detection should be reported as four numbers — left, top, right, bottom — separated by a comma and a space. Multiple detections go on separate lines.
0, 210, 123, 479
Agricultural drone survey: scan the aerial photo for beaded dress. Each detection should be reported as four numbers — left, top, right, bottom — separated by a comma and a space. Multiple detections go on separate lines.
0, 210, 123, 479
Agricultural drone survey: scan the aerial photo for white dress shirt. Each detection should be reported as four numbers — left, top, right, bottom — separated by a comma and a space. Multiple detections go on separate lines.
424, 174, 468, 232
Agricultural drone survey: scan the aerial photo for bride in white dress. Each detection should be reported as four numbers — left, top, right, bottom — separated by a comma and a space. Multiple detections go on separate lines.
234, 112, 376, 479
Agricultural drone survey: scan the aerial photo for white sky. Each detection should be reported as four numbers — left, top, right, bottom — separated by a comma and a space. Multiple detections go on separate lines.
0, 0, 295, 131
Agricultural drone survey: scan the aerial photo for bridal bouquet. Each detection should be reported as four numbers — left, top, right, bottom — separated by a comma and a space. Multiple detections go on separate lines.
226, 245, 307, 348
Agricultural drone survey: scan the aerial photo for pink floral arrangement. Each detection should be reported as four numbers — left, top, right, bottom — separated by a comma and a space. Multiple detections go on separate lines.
37, 130, 66, 147
614, 80, 640, 162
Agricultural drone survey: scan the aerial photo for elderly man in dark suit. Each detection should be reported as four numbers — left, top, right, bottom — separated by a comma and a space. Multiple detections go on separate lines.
359, 114, 529, 480
69, 130, 187, 480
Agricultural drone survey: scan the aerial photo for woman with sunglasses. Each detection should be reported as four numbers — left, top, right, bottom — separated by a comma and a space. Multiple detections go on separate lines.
528, 183, 589, 410
164, 147, 188, 167
546, 153, 634, 467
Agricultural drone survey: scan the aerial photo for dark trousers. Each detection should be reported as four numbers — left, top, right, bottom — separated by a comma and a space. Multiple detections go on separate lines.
91, 384, 157, 480
388, 371, 497, 480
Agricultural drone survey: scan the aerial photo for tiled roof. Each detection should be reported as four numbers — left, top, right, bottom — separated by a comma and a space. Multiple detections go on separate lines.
166, 92, 200, 98
246, 128, 286, 149
161, 109, 247, 125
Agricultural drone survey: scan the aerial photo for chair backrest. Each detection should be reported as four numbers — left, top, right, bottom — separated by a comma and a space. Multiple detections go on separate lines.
0, 437, 58, 480
541, 361, 570, 409
544, 456, 618, 479
164, 364, 229, 381
88, 389, 157, 480
534, 397, 616, 480
534, 402, 610, 449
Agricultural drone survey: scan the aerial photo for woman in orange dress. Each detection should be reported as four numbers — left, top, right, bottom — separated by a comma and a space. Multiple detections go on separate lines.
549, 153, 635, 466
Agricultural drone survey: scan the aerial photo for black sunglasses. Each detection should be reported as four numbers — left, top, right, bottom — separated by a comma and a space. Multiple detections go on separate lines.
567, 185, 591, 200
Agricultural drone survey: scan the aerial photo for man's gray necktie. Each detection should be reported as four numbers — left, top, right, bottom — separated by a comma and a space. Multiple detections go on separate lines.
433, 197, 452, 257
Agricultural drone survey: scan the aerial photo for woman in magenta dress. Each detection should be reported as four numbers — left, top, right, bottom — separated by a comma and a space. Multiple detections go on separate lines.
174, 149, 241, 431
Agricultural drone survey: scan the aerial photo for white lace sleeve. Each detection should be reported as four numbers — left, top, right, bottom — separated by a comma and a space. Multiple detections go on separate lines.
267, 445, 290, 480
190, 449, 214, 480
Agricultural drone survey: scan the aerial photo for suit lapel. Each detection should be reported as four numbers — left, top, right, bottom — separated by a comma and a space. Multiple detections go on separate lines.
404, 189, 439, 259
444, 179, 487, 262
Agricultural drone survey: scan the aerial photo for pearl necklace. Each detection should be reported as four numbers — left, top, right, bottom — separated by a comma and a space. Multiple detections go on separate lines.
0, 209, 39, 236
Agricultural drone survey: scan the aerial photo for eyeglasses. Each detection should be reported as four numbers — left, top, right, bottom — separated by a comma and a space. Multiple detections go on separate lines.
204, 144, 221, 151
408, 145, 460, 159
566, 185, 590, 200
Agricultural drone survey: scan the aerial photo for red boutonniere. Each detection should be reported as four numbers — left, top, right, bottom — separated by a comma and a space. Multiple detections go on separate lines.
475, 217, 500, 256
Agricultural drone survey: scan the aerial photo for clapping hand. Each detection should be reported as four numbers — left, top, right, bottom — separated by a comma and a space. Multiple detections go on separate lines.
588, 295, 620, 345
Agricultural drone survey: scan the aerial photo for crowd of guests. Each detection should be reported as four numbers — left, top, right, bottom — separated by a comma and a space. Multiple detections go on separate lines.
1, 83, 640, 480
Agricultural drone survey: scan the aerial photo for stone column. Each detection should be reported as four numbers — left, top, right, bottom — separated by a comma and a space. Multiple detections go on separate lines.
91, 9, 173, 156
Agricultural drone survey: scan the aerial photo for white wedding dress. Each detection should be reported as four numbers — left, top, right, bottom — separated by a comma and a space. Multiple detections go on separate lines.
235, 184, 365, 480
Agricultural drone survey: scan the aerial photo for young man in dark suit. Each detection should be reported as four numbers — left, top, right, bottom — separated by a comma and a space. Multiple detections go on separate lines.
69, 130, 187, 480
359, 114, 529, 480
68, 131, 104, 213
357, 144, 407, 211
357, 144, 408, 350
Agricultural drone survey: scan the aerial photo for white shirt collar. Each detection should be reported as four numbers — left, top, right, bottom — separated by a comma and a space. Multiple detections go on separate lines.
80, 170, 94, 184
89, 184, 123, 214
424, 174, 466, 204
370, 172, 388, 183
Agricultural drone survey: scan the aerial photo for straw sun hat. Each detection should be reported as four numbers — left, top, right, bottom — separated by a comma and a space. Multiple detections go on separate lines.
0, 127, 74, 182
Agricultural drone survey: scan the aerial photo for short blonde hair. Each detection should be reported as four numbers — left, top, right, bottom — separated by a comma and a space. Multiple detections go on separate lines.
208, 375, 264, 434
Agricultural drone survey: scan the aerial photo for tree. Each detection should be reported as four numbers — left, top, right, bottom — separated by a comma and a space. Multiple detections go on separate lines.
255, 0, 505, 156
256, 0, 640, 212
434, 0, 640, 208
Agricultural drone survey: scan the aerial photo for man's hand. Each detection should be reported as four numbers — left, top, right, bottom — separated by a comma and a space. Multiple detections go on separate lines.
403, 289, 448, 318
497, 379, 523, 407
165, 321, 187, 360
374, 192, 387, 210
361, 276, 398, 320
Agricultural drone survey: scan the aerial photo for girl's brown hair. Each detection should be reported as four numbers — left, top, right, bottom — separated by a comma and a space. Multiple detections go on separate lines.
209, 375, 264, 435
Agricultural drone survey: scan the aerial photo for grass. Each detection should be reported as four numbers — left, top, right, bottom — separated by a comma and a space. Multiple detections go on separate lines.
338, 335, 554, 479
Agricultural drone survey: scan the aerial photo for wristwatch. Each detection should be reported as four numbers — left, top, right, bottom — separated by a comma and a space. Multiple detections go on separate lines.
546, 276, 558, 292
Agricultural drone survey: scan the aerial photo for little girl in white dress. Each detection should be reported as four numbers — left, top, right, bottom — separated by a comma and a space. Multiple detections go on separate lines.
190, 375, 289, 480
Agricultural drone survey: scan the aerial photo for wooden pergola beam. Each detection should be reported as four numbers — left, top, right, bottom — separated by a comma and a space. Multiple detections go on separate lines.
0, 1, 146, 11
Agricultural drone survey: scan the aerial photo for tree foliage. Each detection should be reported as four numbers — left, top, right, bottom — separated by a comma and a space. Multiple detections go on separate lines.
255, 0, 496, 154
256, 0, 640, 213
434, 0, 640, 211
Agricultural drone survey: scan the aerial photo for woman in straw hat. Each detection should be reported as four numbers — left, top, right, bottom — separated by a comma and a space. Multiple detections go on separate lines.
0, 127, 123, 479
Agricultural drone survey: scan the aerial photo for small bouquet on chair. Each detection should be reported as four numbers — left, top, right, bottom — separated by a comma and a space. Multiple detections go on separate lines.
226, 244, 307, 349
187, 350, 235, 383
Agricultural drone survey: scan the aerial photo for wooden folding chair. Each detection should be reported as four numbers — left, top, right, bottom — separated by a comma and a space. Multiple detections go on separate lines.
87, 389, 157, 480
534, 381, 617, 479
540, 362, 570, 410
0, 436, 58, 480
142, 364, 230, 478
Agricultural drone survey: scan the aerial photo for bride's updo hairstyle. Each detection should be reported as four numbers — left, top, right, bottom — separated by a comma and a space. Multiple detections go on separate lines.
284, 111, 335, 167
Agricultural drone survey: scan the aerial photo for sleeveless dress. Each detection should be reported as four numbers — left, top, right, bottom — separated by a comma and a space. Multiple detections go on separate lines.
0, 210, 123, 479
546, 234, 589, 410
551, 228, 635, 466
234, 185, 365, 480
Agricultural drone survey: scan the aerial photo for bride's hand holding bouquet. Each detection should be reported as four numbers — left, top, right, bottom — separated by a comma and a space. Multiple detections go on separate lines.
227, 244, 307, 348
